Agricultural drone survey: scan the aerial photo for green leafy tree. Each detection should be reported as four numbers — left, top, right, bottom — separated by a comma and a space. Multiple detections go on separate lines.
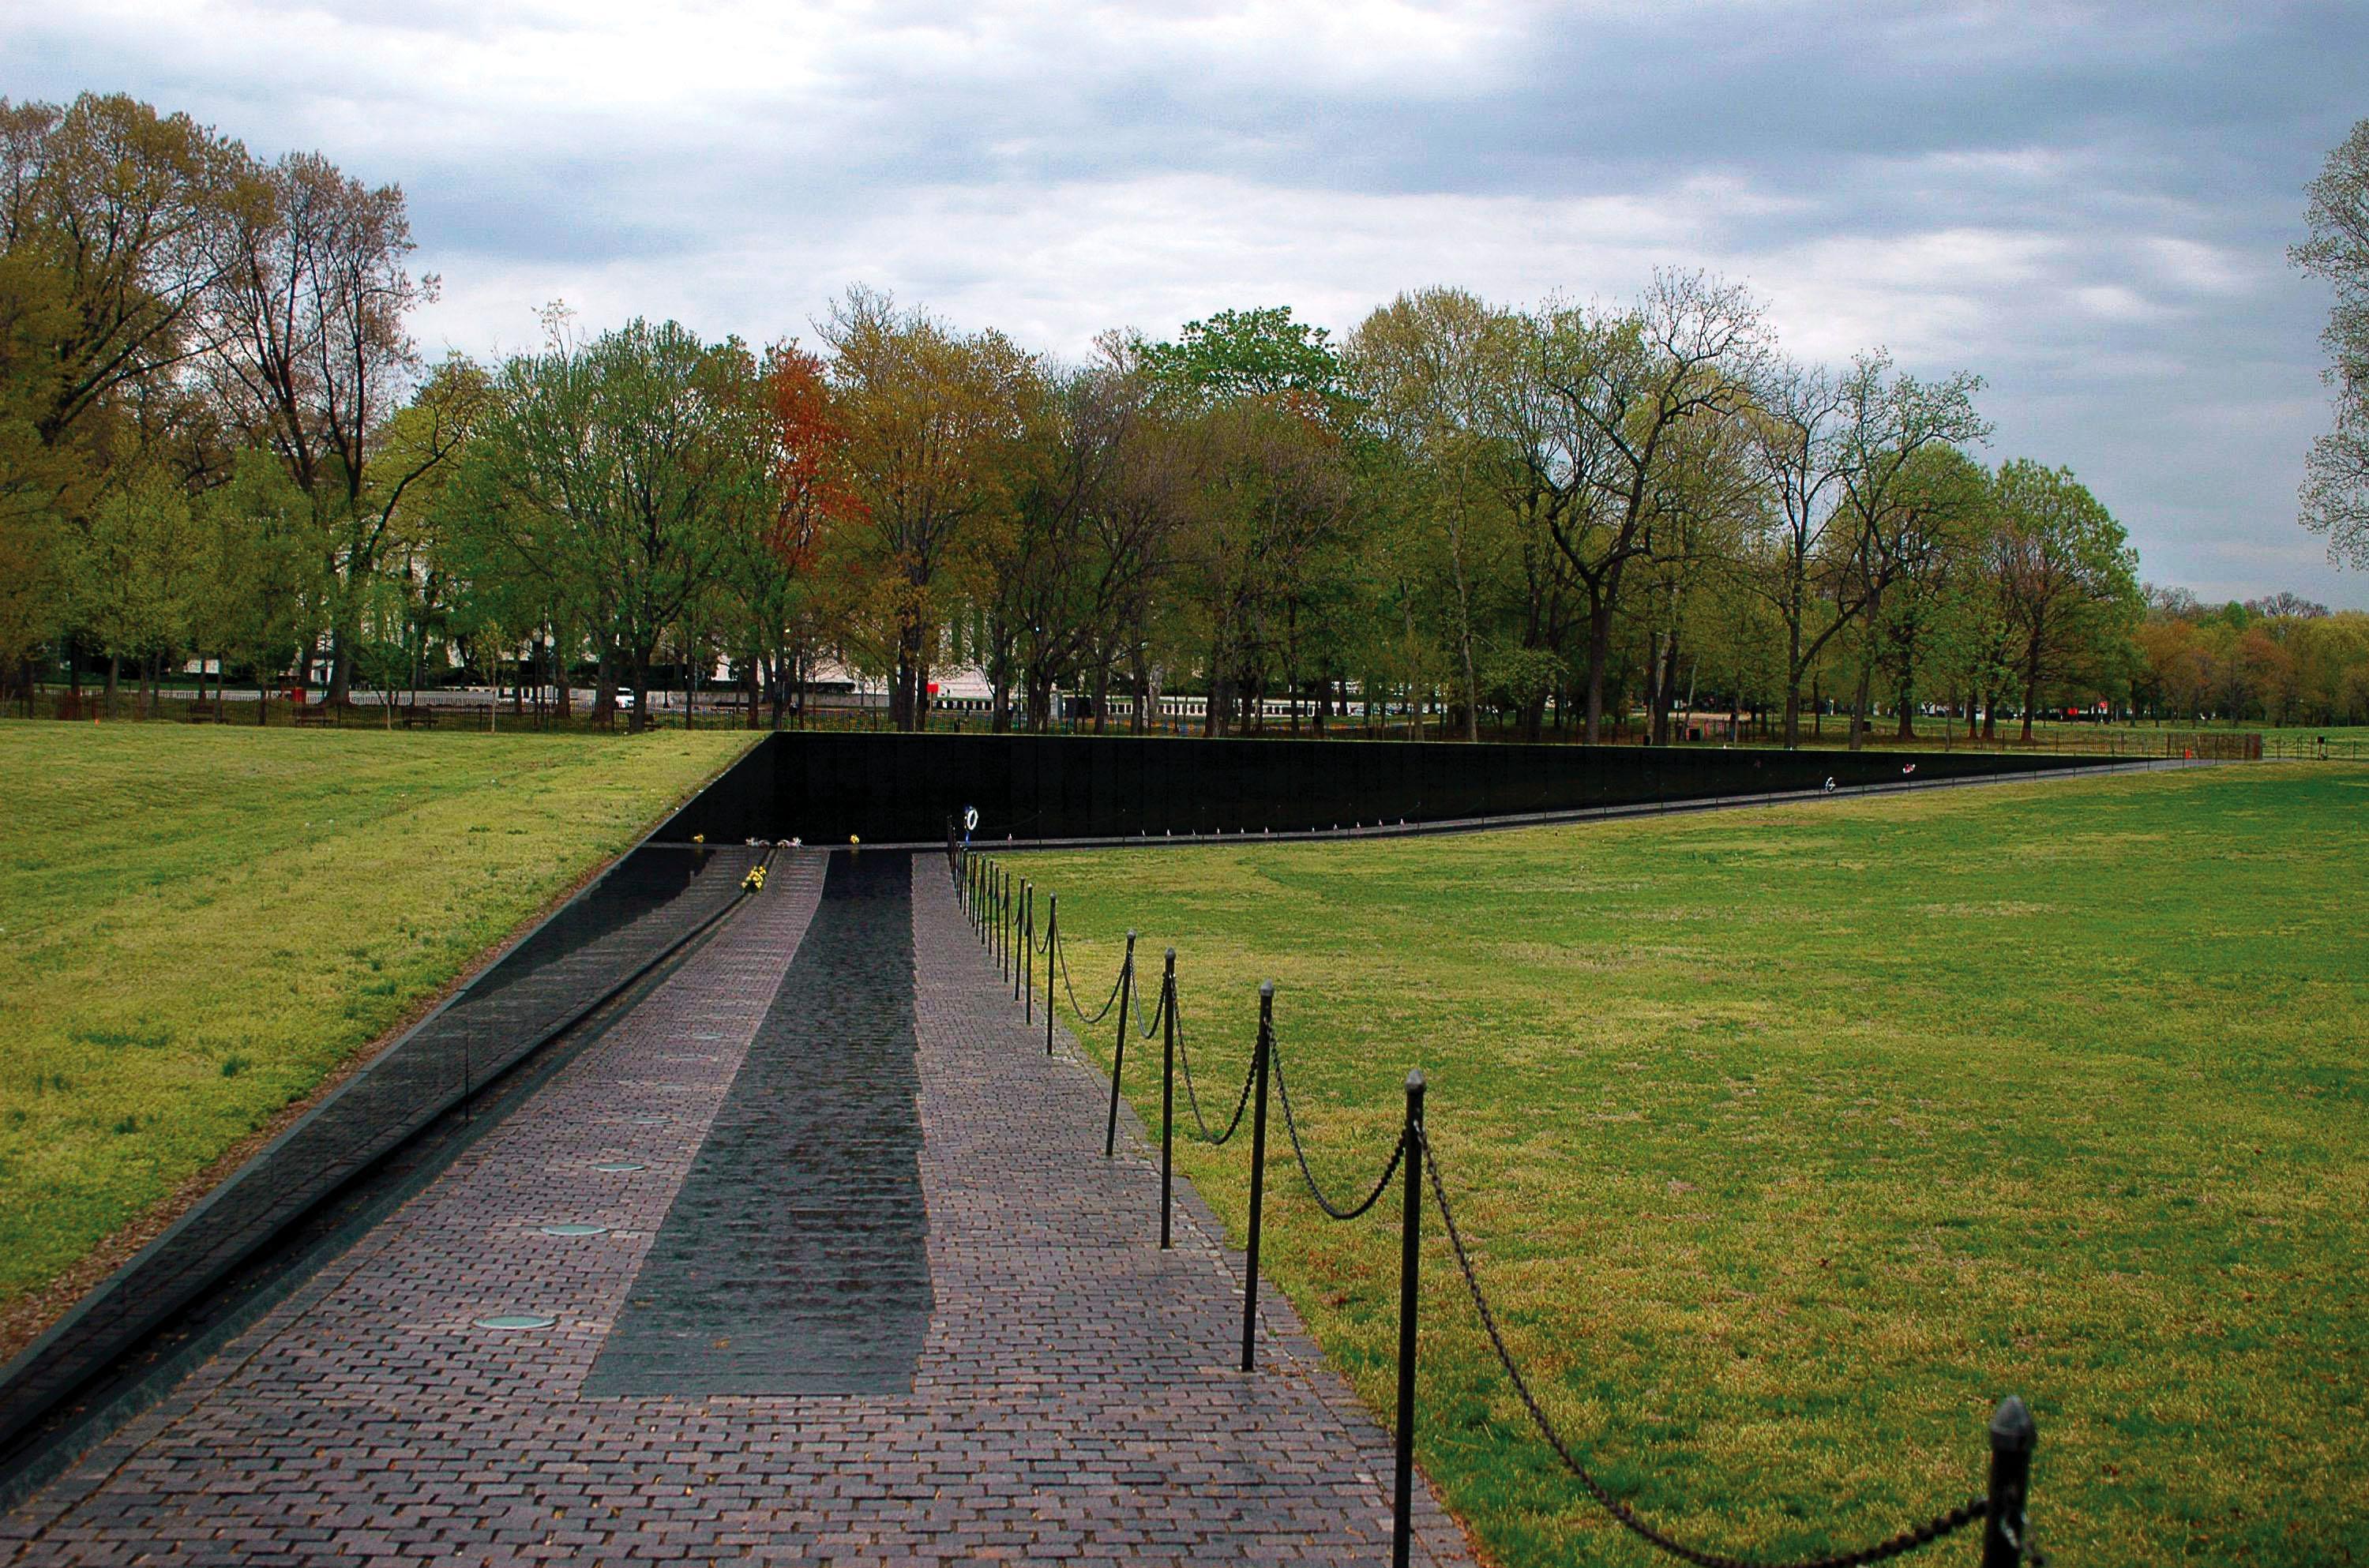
195, 449, 318, 721
460, 316, 768, 730
821, 287, 1034, 730
1988, 460, 2142, 740
70, 451, 215, 715
1139, 306, 1348, 411
1346, 287, 1526, 741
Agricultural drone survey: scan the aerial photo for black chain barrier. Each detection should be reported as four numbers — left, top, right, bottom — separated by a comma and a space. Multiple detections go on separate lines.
1053, 924, 1126, 1026
1270, 1023, 1406, 1221
1418, 1134, 2002, 1568
945, 841, 2040, 1568
1132, 965, 1167, 1039
1166, 981, 1257, 1146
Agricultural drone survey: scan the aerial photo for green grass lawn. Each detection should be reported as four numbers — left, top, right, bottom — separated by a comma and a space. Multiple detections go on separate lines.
0, 723, 750, 1318
1027, 763, 2367, 1567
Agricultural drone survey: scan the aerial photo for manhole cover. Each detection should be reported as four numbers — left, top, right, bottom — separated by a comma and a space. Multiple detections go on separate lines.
593, 1161, 645, 1172
540, 1223, 610, 1237
476, 1313, 556, 1330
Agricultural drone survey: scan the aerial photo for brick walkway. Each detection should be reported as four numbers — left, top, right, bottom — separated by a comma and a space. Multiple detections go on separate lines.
2, 850, 1472, 1566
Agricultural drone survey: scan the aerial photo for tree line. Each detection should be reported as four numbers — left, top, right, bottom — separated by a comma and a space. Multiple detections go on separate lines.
9, 91, 2356, 744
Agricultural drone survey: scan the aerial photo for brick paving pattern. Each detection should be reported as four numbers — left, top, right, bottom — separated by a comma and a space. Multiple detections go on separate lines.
2, 848, 1473, 1566
0, 845, 760, 1460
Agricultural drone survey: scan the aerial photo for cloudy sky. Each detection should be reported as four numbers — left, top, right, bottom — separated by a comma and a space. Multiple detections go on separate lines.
11, 1, 2367, 605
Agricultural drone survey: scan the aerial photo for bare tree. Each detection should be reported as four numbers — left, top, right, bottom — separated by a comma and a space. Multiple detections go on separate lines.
2292, 117, 2369, 567
1536, 271, 1766, 742
1741, 357, 1855, 746
1830, 353, 1990, 748
208, 151, 438, 701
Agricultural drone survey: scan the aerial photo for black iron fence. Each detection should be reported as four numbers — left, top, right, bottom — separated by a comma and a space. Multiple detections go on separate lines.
950, 827, 2044, 1568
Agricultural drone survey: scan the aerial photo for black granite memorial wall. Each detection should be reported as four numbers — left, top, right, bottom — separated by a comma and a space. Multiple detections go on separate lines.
656, 730, 2117, 846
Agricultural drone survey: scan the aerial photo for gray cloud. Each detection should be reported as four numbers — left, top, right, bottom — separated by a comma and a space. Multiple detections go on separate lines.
7, 0, 2365, 603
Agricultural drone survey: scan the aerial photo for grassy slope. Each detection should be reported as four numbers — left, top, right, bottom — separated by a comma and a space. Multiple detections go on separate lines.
1029, 764, 2367, 1566
0, 724, 750, 1308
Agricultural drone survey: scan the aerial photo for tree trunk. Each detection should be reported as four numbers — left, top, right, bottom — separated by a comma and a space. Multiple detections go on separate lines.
1847, 649, 1872, 752
1206, 665, 1226, 737
1643, 628, 1664, 747
2021, 639, 2043, 743
327, 629, 354, 708
593, 643, 618, 727
1451, 536, 1480, 743
1653, 630, 1682, 747
105, 655, 120, 719
629, 647, 652, 735
1582, 591, 1615, 745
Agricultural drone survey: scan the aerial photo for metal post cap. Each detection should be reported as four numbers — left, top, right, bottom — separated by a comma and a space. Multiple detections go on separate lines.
1126, 928, 1137, 940
1989, 1395, 2035, 1451
1165, 947, 1177, 962
1406, 1068, 1426, 1094
1260, 980, 1275, 1000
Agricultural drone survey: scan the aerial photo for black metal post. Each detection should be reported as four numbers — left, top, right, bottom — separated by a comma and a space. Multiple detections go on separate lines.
1045, 894, 1057, 1054
1982, 1396, 2036, 1566
1159, 947, 1177, 1249
1104, 932, 1136, 1157
1019, 880, 1032, 1007
1241, 981, 1274, 1371
1391, 1069, 1426, 1568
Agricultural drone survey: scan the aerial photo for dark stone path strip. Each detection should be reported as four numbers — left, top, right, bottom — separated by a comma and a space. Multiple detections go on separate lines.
585, 851, 931, 1397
